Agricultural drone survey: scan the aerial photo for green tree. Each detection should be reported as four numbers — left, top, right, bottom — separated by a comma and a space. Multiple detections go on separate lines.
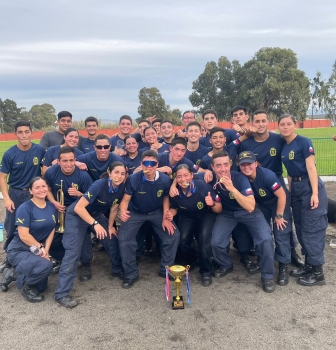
237, 48, 310, 120
0, 98, 27, 133
323, 60, 336, 124
28, 103, 57, 130
137, 87, 169, 122
166, 108, 183, 126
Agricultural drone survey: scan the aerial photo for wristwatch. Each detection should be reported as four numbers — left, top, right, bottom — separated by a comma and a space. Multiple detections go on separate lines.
275, 214, 283, 219
92, 220, 99, 226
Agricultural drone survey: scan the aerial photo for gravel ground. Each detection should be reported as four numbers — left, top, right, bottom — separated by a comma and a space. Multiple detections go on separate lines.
1, 182, 336, 350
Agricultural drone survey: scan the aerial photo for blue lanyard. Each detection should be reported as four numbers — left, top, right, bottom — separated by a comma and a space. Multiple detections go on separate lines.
179, 180, 196, 197
108, 179, 119, 193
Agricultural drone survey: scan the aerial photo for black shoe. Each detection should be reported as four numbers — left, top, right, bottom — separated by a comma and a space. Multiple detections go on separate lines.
79, 265, 92, 282
0, 268, 17, 292
261, 278, 276, 293
212, 266, 233, 278
277, 263, 289, 286
0, 257, 11, 273
297, 265, 325, 286
56, 295, 78, 308
111, 271, 124, 280
122, 277, 139, 289
201, 276, 212, 287
240, 254, 253, 269
158, 271, 174, 281
290, 264, 312, 277
247, 263, 261, 275
248, 248, 258, 256
291, 249, 304, 267
21, 284, 44, 303
52, 261, 62, 274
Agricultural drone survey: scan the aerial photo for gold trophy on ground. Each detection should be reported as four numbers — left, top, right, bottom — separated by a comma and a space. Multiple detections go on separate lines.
165, 265, 190, 310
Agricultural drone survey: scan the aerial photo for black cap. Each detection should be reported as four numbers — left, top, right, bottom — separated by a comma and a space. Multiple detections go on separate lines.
238, 151, 257, 165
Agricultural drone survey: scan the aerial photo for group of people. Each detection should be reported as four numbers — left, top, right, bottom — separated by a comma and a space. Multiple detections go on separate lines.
0, 106, 328, 309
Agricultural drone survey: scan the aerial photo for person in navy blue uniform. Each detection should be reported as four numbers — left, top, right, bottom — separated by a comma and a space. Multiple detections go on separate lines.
118, 150, 180, 289
169, 165, 222, 287
79, 116, 99, 154
239, 109, 303, 268
279, 114, 328, 286
1, 177, 56, 302
160, 120, 175, 145
140, 126, 170, 154
210, 151, 276, 293
200, 109, 239, 150
76, 134, 124, 181
122, 135, 144, 175
238, 151, 292, 286
152, 118, 163, 139
44, 147, 93, 275
0, 121, 45, 273
41, 128, 83, 176
54, 161, 127, 308
200, 127, 245, 171
184, 122, 209, 166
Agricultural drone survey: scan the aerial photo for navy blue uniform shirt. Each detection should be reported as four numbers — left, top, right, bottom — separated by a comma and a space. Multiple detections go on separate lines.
185, 144, 209, 166
248, 167, 282, 203
200, 129, 239, 150
14, 200, 57, 242
77, 152, 124, 181
170, 178, 220, 215
240, 132, 285, 176
122, 150, 144, 175
42, 145, 83, 167
211, 171, 254, 212
80, 137, 95, 154
158, 153, 198, 178
125, 171, 171, 214
281, 135, 315, 177
44, 165, 93, 207
0, 143, 45, 188
82, 178, 125, 214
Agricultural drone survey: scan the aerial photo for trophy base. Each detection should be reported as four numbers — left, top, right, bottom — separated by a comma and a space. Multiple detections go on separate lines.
172, 296, 184, 310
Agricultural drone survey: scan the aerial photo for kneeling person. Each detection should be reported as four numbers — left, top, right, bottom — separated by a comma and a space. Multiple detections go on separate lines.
118, 150, 180, 289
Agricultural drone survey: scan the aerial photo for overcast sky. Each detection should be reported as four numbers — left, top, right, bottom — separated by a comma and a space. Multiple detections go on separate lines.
1, 0, 335, 121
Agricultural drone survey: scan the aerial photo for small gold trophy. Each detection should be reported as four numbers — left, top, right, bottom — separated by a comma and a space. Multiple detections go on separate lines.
165, 265, 190, 310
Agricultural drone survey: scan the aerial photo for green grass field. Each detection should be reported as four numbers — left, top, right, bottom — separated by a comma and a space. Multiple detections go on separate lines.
0, 130, 335, 175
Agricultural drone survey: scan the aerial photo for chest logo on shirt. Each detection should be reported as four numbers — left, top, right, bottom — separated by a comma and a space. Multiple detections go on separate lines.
259, 188, 266, 197
33, 157, 39, 165
197, 201, 204, 210
270, 148, 276, 157
196, 159, 201, 166
157, 190, 163, 197
16, 218, 25, 224
72, 183, 78, 190
112, 199, 119, 205
289, 151, 295, 160
229, 192, 235, 200
52, 215, 56, 223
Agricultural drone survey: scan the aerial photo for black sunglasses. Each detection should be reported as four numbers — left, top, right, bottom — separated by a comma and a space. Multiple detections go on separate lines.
95, 145, 110, 150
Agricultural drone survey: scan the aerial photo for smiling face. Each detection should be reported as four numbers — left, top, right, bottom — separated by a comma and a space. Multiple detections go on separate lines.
152, 121, 161, 135
119, 119, 133, 136
94, 138, 111, 161
211, 156, 231, 179
64, 131, 79, 148
125, 137, 138, 154
252, 113, 268, 135
203, 113, 218, 131
144, 127, 157, 145
161, 122, 173, 139
109, 165, 126, 186
59, 151, 76, 175
170, 143, 187, 163
85, 121, 98, 137
175, 168, 193, 188
138, 121, 150, 137
182, 112, 195, 127
141, 156, 158, 177
57, 116, 72, 133
239, 161, 257, 178
186, 125, 201, 143
210, 131, 226, 150
30, 178, 48, 199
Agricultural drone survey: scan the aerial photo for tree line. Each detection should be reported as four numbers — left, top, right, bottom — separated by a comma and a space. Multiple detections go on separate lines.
1, 47, 335, 133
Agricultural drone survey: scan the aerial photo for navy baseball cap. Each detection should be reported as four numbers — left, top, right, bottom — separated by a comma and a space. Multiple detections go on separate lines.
238, 151, 257, 165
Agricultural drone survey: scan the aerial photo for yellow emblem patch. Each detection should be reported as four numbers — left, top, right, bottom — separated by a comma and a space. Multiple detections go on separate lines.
197, 201, 204, 210
259, 188, 266, 197
157, 190, 163, 197
270, 148, 276, 157
289, 151, 294, 160
52, 215, 56, 223
229, 192, 235, 200
33, 157, 38, 165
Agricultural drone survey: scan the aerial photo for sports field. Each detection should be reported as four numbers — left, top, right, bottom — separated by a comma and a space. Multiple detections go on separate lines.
0, 129, 335, 175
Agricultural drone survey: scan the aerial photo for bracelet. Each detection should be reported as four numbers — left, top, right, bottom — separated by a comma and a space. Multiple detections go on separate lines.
39, 243, 45, 249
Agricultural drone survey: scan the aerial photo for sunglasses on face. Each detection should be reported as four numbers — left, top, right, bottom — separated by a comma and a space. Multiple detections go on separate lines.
95, 145, 110, 150
142, 160, 158, 167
